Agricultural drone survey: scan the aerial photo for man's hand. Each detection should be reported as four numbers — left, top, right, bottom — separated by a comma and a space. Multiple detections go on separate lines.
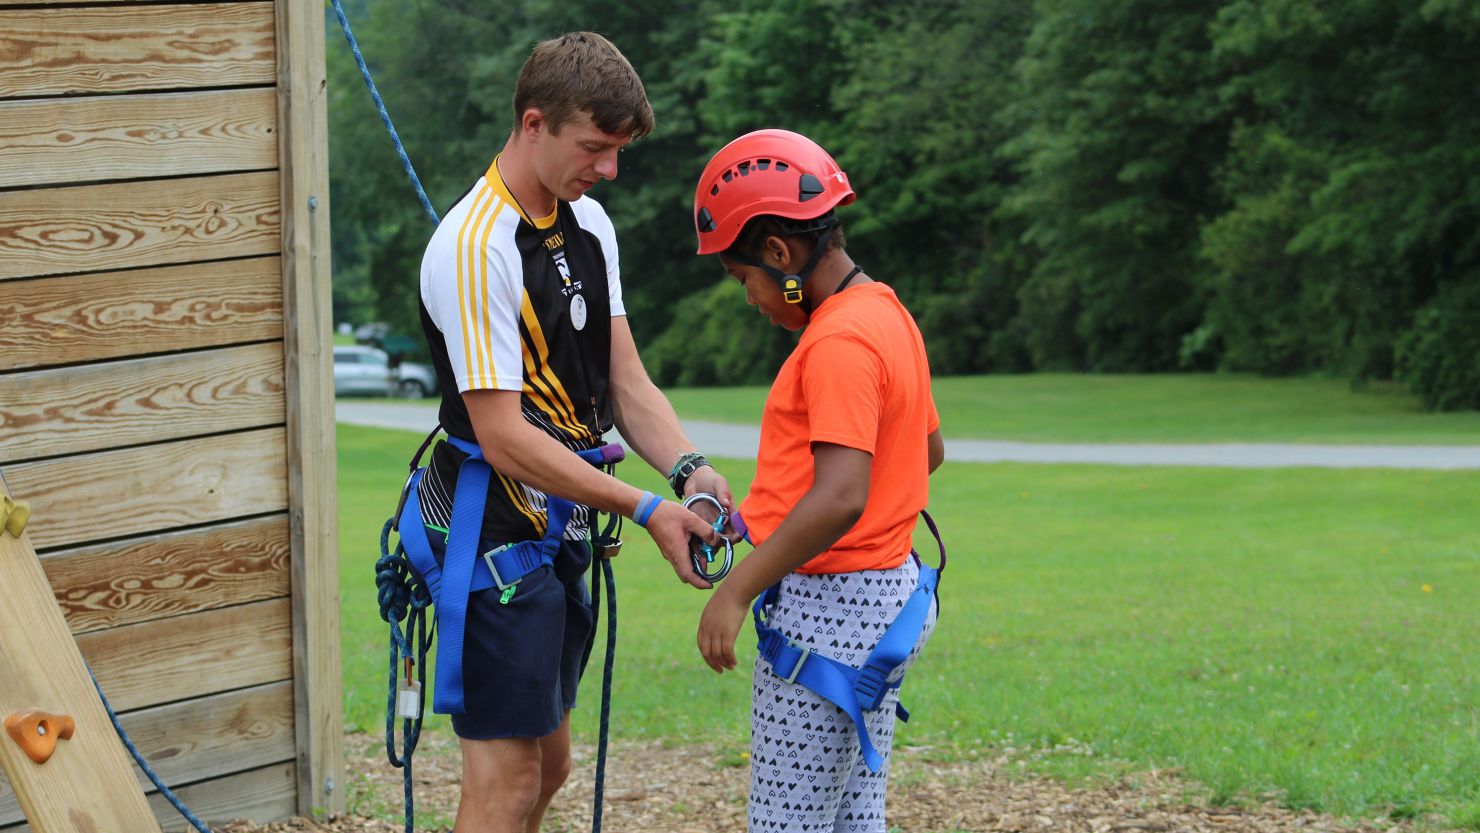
644, 500, 720, 589
697, 582, 750, 673
683, 466, 734, 516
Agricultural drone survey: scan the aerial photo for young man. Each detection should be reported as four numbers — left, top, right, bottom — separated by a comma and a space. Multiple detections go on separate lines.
691, 129, 945, 832
416, 32, 728, 833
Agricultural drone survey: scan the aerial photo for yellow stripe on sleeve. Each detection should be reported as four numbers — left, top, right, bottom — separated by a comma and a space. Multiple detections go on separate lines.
456, 185, 498, 383
474, 197, 508, 385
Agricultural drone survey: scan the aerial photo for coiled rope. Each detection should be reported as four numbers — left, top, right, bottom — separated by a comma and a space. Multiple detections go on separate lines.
375, 517, 433, 833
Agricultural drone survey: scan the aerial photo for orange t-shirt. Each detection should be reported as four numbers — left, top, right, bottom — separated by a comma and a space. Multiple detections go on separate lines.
739, 282, 939, 574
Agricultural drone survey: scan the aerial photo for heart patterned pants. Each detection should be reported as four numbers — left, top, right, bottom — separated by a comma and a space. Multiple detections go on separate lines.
749, 557, 938, 832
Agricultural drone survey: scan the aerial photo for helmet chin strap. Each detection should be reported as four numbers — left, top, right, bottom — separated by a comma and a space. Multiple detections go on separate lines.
728, 226, 836, 313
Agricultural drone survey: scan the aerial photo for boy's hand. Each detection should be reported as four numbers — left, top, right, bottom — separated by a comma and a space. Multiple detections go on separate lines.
645, 500, 718, 589
697, 582, 749, 673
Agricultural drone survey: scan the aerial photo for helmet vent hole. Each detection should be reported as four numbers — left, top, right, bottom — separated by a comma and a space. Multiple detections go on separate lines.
697, 207, 716, 233
798, 173, 824, 202
757, 159, 771, 170
738, 161, 751, 176
775, 161, 789, 172
722, 170, 734, 183
710, 184, 720, 196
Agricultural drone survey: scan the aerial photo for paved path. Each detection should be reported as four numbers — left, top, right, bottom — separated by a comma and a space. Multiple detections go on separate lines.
335, 400, 1480, 469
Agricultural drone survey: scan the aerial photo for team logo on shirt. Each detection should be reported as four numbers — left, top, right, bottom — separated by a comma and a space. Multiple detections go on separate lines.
545, 231, 586, 328
544, 232, 584, 297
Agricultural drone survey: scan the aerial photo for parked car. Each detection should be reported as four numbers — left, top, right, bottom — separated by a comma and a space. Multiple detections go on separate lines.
332, 346, 397, 397
395, 361, 440, 399
353, 321, 391, 343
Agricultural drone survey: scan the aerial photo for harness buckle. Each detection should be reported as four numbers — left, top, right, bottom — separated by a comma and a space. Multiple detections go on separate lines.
853, 663, 892, 711
482, 543, 518, 591
775, 640, 810, 685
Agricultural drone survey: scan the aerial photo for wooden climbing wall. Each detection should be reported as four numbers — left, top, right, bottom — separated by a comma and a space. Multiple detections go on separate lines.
0, 0, 342, 827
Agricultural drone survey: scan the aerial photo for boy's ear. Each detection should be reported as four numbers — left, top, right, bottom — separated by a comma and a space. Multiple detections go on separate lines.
764, 235, 792, 269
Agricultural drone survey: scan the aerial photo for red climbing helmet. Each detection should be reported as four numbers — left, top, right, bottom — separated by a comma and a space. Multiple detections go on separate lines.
693, 129, 856, 255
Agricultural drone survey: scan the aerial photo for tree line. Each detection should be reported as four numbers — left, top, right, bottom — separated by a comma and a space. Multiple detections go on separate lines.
327, 0, 1480, 410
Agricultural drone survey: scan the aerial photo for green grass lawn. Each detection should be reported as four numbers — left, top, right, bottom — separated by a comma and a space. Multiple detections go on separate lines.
662, 374, 1480, 445
336, 424, 1479, 828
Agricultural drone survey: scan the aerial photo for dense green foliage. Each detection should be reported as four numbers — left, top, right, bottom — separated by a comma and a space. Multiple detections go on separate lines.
326, 0, 1480, 408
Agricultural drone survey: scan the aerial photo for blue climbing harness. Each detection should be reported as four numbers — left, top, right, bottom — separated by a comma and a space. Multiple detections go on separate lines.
376, 428, 626, 833
396, 434, 621, 714
751, 509, 947, 773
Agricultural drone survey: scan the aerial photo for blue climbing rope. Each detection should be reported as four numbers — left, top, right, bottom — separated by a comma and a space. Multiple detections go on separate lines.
589, 556, 617, 832
330, 0, 449, 809
328, 0, 440, 226
376, 518, 433, 833
325, 8, 438, 822
90, 669, 214, 833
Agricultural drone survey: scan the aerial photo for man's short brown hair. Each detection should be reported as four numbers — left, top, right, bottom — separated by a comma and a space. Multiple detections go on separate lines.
513, 32, 654, 141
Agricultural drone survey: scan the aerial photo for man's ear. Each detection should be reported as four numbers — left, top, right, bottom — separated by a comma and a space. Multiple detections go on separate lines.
519, 107, 546, 140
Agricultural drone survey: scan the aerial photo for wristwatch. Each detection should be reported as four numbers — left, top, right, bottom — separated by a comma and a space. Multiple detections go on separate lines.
668, 451, 710, 498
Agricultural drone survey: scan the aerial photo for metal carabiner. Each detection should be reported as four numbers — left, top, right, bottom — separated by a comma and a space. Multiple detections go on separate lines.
682, 492, 734, 583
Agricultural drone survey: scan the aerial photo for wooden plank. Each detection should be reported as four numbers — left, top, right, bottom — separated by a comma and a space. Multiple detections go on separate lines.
41, 516, 291, 635
0, 3, 275, 99
127, 683, 296, 797
0, 171, 280, 281
2, 428, 288, 551
0, 88, 278, 190
276, 0, 343, 815
0, 681, 295, 826
0, 343, 286, 464
76, 598, 293, 714
0, 481, 163, 833
0, 257, 283, 372
3, 763, 296, 833
149, 762, 296, 832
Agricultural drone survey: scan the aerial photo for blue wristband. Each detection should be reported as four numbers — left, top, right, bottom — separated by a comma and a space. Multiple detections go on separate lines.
633, 491, 662, 528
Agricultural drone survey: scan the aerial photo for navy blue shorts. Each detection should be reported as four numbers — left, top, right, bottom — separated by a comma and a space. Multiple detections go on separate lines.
425, 527, 595, 740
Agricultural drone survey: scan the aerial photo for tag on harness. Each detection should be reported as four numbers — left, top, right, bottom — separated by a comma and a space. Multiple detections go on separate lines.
396, 679, 423, 720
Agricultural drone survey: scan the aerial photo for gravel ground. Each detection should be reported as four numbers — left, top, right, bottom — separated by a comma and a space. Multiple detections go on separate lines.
218, 730, 1462, 833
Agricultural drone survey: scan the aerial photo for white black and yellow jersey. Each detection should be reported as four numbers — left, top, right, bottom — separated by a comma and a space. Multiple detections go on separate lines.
416, 157, 624, 545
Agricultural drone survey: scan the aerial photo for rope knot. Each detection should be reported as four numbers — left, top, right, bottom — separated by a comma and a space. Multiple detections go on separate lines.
377, 519, 430, 624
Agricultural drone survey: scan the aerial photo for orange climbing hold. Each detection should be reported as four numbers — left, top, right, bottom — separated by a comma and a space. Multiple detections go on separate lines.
4, 710, 75, 765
